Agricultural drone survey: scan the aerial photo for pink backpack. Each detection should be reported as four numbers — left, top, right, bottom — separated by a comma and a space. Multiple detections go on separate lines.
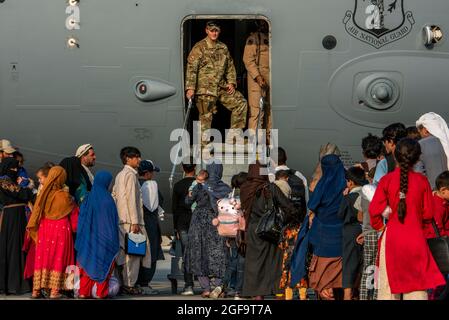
212, 195, 245, 238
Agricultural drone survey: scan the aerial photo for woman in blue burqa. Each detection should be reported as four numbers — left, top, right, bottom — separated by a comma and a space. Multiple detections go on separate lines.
184, 160, 231, 298
290, 154, 346, 300
75, 171, 119, 299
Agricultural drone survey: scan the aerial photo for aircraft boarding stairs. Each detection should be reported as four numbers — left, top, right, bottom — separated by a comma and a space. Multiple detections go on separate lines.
167, 142, 254, 294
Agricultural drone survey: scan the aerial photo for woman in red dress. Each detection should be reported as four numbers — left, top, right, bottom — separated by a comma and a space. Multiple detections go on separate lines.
369, 138, 446, 300
27, 166, 77, 299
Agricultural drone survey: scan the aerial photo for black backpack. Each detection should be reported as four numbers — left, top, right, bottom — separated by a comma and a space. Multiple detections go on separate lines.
286, 169, 307, 222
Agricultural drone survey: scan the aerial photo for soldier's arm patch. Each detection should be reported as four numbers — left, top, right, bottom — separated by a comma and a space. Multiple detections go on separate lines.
188, 54, 196, 63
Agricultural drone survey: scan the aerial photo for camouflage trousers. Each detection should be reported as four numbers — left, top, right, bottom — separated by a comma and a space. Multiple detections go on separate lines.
195, 89, 247, 145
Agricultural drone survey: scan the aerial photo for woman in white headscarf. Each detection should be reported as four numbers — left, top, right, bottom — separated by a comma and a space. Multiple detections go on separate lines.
415, 112, 449, 189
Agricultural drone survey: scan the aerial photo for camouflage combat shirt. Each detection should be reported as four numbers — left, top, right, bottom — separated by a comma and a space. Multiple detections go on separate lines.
185, 37, 237, 97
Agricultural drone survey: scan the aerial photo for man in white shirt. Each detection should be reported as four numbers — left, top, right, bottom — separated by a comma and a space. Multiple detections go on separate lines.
416, 112, 449, 189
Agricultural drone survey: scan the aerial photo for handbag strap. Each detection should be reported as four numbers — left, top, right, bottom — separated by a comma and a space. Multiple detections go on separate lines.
431, 218, 441, 238
265, 183, 281, 211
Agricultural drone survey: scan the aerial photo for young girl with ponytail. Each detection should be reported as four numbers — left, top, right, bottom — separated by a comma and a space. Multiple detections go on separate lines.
369, 138, 445, 300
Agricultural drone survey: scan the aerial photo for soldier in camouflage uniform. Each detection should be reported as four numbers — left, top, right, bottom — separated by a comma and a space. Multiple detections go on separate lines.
185, 21, 247, 146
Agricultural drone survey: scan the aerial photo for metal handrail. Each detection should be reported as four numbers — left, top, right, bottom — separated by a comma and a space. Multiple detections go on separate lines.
169, 98, 193, 191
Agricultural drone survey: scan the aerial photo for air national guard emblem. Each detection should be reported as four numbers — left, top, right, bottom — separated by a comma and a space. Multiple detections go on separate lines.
343, 0, 415, 49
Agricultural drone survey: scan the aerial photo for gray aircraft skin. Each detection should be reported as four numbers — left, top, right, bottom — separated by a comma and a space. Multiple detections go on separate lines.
1, 0, 448, 234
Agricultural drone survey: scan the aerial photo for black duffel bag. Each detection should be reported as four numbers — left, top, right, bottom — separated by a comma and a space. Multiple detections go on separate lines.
427, 219, 449, 275
255, 184, 285, 244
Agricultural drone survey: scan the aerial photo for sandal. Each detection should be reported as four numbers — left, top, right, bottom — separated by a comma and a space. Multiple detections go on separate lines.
31, 290, 42, 299
50, 289, 63, 299
319, 288, 335, 300
122, 286, 142, 296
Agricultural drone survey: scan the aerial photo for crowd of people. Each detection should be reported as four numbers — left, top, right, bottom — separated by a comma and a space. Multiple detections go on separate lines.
1, 111, 449, 300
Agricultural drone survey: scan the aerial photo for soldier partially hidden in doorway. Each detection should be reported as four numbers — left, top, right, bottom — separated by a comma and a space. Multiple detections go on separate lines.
185, 21, 248, 147
243, 20, 271, 143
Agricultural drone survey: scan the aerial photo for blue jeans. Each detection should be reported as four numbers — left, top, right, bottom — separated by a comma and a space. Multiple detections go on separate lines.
223, 241, 245, 294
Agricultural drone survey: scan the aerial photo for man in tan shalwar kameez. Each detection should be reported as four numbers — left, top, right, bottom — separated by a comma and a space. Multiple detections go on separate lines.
112, 147, 151, 294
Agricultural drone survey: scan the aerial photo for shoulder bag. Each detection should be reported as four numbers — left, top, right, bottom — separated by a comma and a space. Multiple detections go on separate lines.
255, 184, 285, 244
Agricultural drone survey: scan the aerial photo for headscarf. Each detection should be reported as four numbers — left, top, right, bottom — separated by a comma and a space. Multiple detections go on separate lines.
0, 157, 19, 181
27, 166, 74, 242
75, 171, 119, 282
416, 112, 449, 169
308, 154, 346, 215
240, 161, 270, 223
205, 161, 232, 213
59, 156, 92, 197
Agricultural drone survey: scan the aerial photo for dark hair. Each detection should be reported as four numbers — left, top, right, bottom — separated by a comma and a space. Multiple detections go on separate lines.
345, 166, 366, 186
182, 156, 196, 174
382, 123, 407, 145
120, 146, 141, 165
36, 167, 50, 177
36, 162, 54, 177
406, 126, 421, 141
275, 170, 289, 181
277, 147, 287, 165
394, 138, 421, 224
13, 151, 24, 160
361, 134, 383, 159
231, 172, 248, 188
44, 161, 55, 168
436, 171, 449, 191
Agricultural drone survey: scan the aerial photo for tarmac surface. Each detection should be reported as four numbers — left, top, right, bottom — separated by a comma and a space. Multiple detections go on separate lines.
1, 237, 312, 301
0, 240, 254, 300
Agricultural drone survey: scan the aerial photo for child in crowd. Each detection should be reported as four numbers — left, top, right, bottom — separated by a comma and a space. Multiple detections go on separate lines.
223, 172, 247, 300
188, 170, 209, 211
275, 170, 306, 300
338, 167, 366, 300
425, 171, 449, 300
434, 171, 449, 236
406, 126, 421, 141
137, 160, 165, 295
369, 138, 446, 300
359, 134, 383, 183
23, 163, 54, 284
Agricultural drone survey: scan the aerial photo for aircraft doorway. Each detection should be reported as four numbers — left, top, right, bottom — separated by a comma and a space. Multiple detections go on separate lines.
182, 17, 271, 144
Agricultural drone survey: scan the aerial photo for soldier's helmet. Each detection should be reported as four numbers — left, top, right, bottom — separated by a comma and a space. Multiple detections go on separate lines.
206, 20, 221, 31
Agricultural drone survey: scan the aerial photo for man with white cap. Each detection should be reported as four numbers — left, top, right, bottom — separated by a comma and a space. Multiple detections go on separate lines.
59, 144, 96, 205
75, 144, 96, 184
416, 112, 449, 189
0, 139, 16, 163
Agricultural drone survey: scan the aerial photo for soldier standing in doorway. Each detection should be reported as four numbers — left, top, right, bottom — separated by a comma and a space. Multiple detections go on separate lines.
243, 20, 271, 144
185, 21, 248, 147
